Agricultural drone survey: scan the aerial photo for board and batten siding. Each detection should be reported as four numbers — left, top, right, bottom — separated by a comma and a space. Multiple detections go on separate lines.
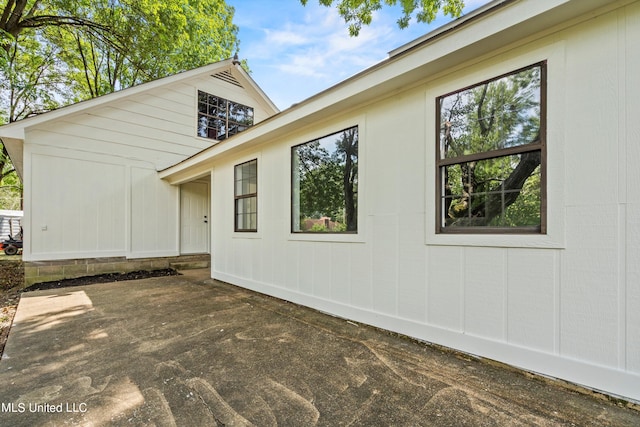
208, 3, 640, 401
23, 72, 271, 261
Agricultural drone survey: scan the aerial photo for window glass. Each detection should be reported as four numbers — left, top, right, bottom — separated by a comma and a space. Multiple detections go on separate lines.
198, 91, 253, 141
442, 155, 541, 227
292, 127, 358, 233
235, 159, 257, 232
436, 63, 545, 233
440, 66, 541, 158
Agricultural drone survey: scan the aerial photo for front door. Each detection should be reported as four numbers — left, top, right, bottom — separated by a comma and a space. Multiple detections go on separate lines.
180, 181, 209, 254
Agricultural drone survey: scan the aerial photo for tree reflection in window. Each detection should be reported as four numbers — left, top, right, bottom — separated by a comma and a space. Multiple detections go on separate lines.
437, 62, 546, 232
198, 91, 254, 140
292, 127, 358, 233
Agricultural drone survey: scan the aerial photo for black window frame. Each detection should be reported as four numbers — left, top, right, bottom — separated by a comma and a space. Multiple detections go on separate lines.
234, 159, 258, 232
291, 126, 359, 234
435, 61, 547, 234
198, 90, 254, 141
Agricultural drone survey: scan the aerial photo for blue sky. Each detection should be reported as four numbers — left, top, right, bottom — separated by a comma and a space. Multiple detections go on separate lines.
228, 0, 490, 110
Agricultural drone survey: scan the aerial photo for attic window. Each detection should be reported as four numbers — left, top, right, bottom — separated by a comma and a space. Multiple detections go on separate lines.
197, 91, 254, 140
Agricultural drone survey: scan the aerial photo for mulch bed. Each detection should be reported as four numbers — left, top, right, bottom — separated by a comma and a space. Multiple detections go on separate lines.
22, 268, 180, 292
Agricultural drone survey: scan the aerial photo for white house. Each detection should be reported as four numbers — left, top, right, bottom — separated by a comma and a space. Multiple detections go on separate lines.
1, 0, 639, 403
0, 58, 278, 275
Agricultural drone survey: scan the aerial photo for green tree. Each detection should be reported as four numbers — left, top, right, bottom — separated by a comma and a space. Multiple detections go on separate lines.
295, 128, 358, 232
47, 0, 239, 98
1, 0, 239, 109
0, 0, 239, 208
297, 140, 344, 221
1, 33, 67, 121
300, 0, 465, 36
1, 0, 115, 55
336, 127, 358, 231
440, 65, 543, 228
0, 154, 22, 210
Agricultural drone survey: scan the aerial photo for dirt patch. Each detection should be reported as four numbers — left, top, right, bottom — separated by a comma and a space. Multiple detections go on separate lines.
0, 258, 24, 290
0, 257, 23, 357
0, 287, 20, 358
0, 267, 180, 358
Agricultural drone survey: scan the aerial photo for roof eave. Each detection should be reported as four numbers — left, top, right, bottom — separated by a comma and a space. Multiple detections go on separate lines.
1, 137, 24, 180
154, 0, 637, 184
388, 0, 517, 57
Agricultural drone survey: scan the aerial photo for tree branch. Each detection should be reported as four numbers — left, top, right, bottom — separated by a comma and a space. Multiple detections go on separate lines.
478, 150, 540, 221
450, 150, 541, 226
19, 14, 110, 32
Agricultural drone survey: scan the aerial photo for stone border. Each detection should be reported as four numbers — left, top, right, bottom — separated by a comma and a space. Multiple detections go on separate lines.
23, 254, 210, 287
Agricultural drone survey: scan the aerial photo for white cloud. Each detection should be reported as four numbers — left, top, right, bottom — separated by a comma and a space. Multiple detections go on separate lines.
260, 6, 395, 81
278, 50, 328, 78
263, 28, 309, 47
236, 3, 418, 107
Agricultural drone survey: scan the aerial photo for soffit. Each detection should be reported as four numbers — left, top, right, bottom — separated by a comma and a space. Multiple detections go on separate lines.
1, 138, 24, 180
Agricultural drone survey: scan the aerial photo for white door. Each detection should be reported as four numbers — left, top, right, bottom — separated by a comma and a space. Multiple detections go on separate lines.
180, 181, 209, 254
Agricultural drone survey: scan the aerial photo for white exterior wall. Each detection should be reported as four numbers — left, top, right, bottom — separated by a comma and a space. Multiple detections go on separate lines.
23, 73, 272, 261
209, 4, 640, 401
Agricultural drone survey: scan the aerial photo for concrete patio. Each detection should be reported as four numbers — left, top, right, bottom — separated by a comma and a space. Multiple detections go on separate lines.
0, 269, 638, 426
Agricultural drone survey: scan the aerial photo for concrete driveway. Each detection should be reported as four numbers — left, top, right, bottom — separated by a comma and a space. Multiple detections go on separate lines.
0, 269, 638, 426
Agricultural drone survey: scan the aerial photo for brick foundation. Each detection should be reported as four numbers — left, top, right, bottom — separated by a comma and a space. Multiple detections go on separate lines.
23, 254, 210, 287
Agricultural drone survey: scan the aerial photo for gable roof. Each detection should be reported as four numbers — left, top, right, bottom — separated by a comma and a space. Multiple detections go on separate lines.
0, 58, 279, 178
1, 58, 279, 140
160, 0, 627, 184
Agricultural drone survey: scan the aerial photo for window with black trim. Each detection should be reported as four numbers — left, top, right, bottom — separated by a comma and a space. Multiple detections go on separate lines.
198, 91, 254, 140
292, 126, 358, 233
436, 62, 546, 233
234, 159, 257, 232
